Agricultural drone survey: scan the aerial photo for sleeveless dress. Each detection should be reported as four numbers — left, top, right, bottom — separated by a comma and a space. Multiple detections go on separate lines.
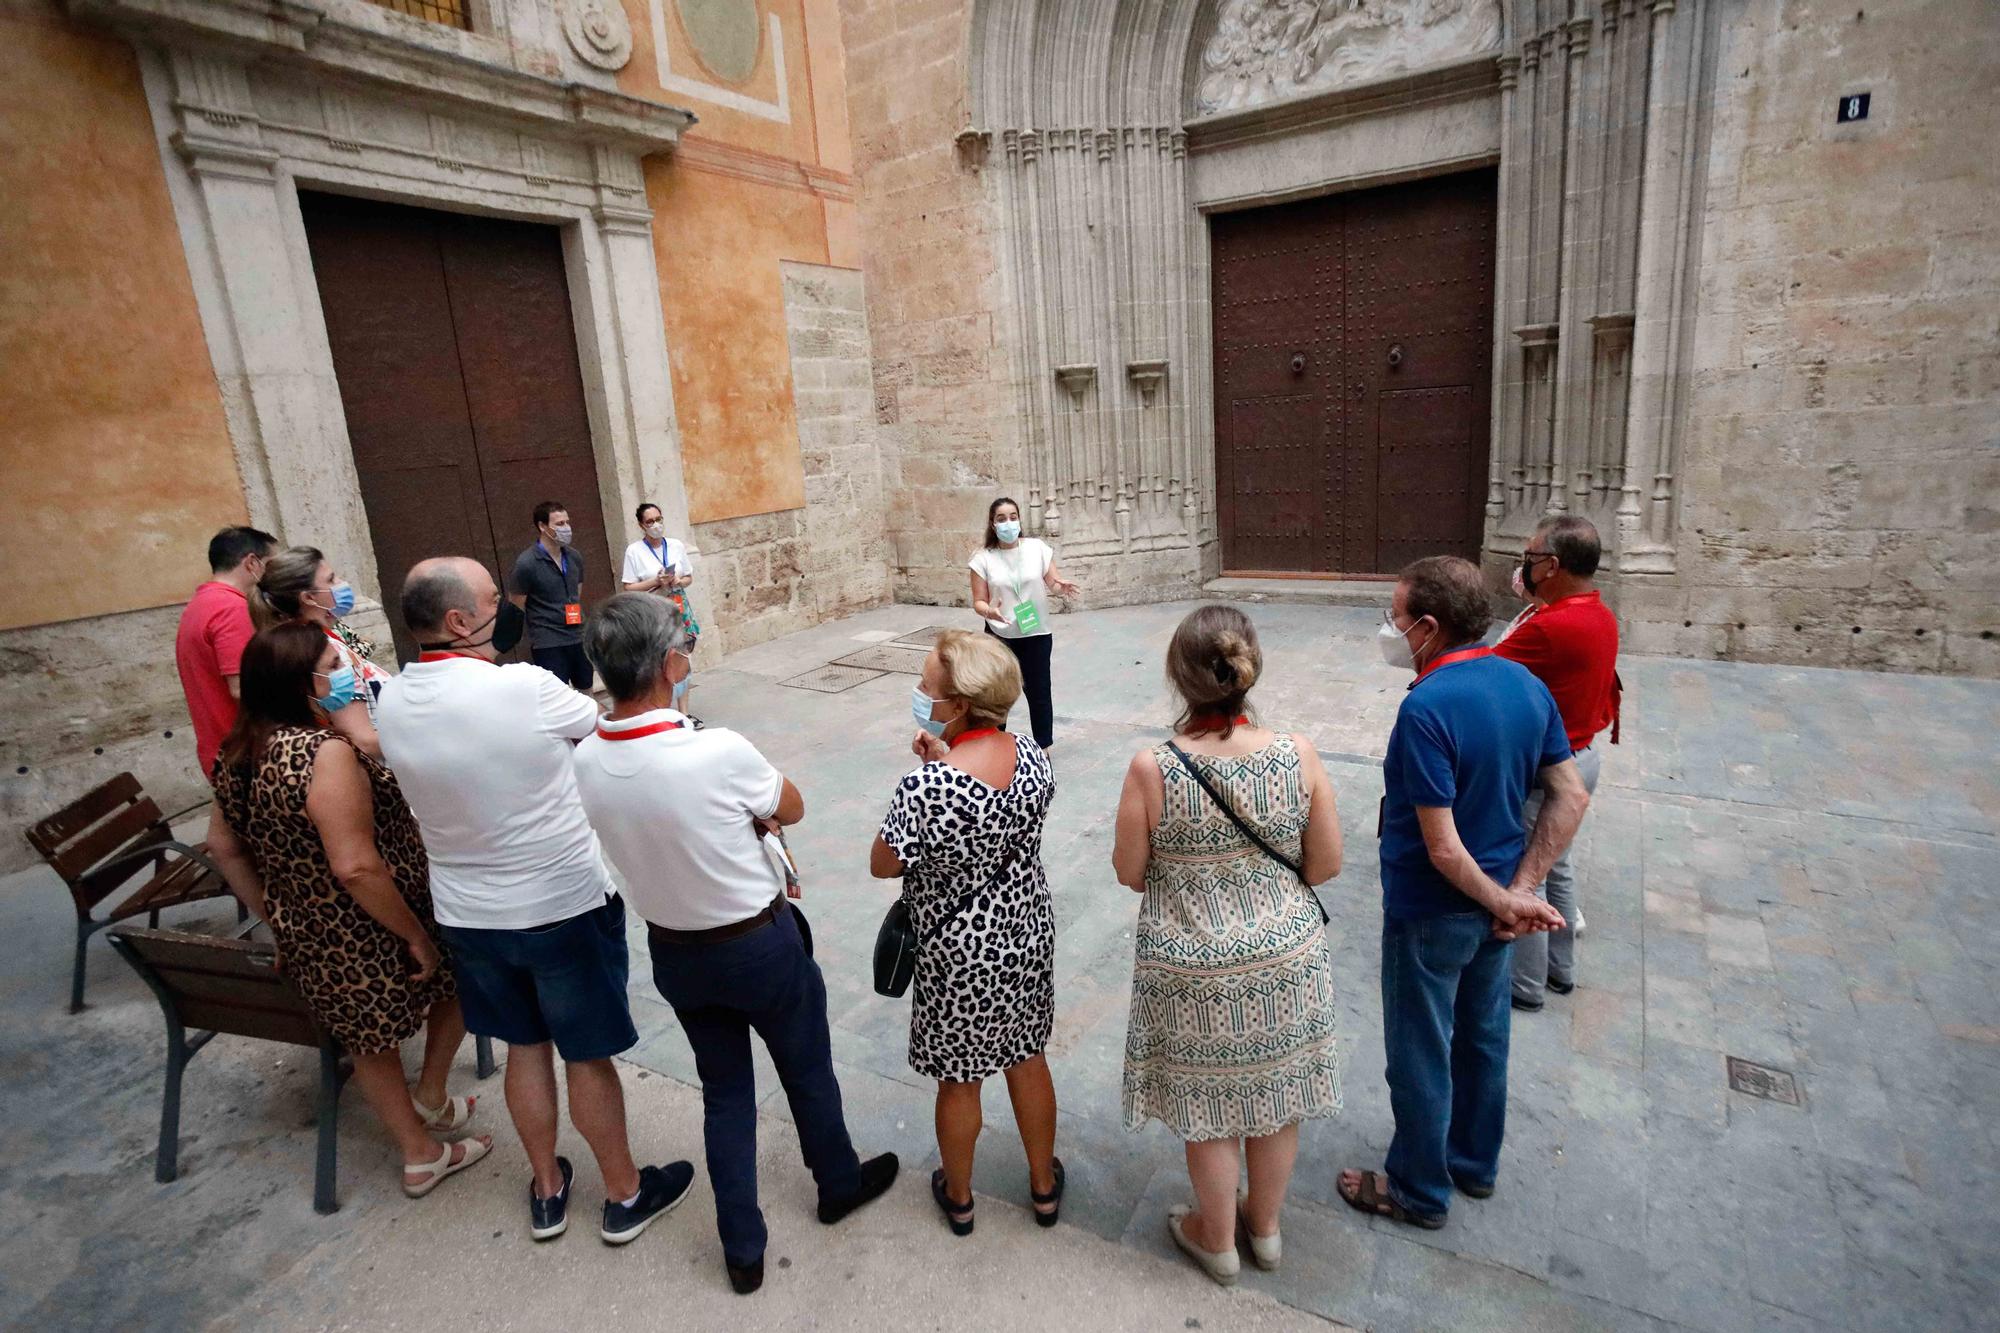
211, 727, 453, 1054
1121, 734, 1342, 1140
877, 735, 1056, 1083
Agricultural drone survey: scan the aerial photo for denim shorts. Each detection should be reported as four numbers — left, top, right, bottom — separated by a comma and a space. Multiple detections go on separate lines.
440, 895, 637, 1061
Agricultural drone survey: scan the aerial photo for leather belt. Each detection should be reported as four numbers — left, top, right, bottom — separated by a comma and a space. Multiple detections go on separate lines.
647, 897, 784, 946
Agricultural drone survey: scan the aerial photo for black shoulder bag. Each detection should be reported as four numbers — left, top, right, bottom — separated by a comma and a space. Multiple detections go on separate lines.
1166, 742, 1329, 925
873, 841, 1024, 998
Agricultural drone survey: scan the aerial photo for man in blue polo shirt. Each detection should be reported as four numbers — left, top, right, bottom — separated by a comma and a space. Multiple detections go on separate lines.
1339, 555, 1589, 1230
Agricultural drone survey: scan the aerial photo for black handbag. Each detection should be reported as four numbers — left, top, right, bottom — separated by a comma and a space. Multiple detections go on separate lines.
873, 841, 1023, 998
1166, 741, 1329, 924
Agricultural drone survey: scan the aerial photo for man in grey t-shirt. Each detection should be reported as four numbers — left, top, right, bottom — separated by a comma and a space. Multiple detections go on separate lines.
509, 499, 592, 691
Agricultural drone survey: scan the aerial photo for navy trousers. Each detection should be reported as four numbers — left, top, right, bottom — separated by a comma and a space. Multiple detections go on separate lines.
648, 903, 863, 1266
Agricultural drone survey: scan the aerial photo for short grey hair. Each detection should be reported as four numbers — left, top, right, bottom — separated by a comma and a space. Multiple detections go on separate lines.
584, 592, 689, 702
400, 561, 477, 636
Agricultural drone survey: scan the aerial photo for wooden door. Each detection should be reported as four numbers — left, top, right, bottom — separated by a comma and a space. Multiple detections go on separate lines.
300, 192, 614, 663
1212, 169, 1495, 575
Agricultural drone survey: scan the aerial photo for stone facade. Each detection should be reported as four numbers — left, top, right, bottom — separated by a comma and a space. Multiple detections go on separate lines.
691, 261, 894, 652
840, 0, 1999, 673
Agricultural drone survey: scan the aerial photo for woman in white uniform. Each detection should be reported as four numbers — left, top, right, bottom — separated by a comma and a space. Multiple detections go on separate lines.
968, 497, 1078, 749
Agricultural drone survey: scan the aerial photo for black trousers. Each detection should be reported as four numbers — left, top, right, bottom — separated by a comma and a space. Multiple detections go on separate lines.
988, 627, 1054, 747
531, 642, 594, 691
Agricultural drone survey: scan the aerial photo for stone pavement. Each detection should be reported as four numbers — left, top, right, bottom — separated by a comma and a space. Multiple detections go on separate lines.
3, 598, 1997, 1331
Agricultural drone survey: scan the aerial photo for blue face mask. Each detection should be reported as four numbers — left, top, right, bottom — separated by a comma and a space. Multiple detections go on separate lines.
312, 582, 357, 618
911, 684, 948, 737
671, 652, 692, 706
315, 664, 359, 713
994, 519, 1022, 545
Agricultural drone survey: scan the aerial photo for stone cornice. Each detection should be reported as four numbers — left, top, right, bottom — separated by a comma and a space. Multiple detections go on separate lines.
1185, 53, 1500, 155
68, 0, 696, 152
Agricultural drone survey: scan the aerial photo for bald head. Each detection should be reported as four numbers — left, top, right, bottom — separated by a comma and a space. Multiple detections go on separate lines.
400, 557, 492, 638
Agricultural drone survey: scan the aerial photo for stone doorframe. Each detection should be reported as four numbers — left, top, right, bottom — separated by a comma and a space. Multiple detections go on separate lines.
964, 0, 1718, 587
71, 0, 696, 613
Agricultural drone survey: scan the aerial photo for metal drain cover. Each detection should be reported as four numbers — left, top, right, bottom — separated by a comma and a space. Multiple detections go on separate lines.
1726, 1056, 1802, 1106
891, 624, 963, 648
831, 644, 931, 674
780, 664, 884, 694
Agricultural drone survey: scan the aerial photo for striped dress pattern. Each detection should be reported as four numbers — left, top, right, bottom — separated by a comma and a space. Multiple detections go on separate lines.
1121, 735, 1343, 1140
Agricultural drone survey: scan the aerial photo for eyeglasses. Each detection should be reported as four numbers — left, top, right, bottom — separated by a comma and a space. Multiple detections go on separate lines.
1523, 549, 1553, 562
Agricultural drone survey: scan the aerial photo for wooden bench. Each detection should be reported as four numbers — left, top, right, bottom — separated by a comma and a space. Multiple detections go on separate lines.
25, 773, 240, 1011
109, 926, 494, 1214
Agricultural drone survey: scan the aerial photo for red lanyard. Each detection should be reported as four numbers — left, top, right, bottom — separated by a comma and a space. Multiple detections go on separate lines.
1186, 713, 1249, 734
596, 717, 685, 741
1414, 645, 1492, 684
948, 726, 1004, 749
416, 650, 494, 665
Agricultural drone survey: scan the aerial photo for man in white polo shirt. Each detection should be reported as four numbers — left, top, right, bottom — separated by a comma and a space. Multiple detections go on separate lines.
376, 557, 693, 1248
572, 593, 898, 1296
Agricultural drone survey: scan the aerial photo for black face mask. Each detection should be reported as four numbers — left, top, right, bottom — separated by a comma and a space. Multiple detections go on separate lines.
419, 600, 525, 656
1521, 554, 1548, 596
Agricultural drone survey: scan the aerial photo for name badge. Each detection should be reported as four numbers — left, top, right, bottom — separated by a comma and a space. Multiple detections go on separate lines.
1012, 600, 1042, 634
564, 602, 583, 626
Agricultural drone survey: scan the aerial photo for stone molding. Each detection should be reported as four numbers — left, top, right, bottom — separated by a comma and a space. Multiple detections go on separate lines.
89, 4, 697, 614
1186, 51, 1498, 151
1191, 0, 1502, 118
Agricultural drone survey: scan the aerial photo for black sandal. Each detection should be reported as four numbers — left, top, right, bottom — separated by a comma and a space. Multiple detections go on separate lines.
1338, 1168, 1446, 1231
1030, 1157, 1065, 1228
931, 1169, 974, 1236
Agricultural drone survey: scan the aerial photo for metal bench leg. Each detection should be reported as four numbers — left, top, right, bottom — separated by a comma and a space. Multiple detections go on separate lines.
313, 1043, 343, 1215
70, 920, 92, 1014
157, 1019, 189, 1183
148, 908, 161, 929
475, 1034, 496, 1080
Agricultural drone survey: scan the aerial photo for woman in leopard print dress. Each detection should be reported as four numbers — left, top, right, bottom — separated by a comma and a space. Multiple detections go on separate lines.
871, 629, 1062, 1237
205, 623, 491, 1197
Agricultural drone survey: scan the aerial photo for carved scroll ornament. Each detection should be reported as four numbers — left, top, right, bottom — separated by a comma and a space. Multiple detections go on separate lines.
1194, 0, 1503, 116
565, 0, 635, 71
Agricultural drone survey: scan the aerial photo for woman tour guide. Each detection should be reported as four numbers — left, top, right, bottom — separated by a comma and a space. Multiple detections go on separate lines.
968, 497, 1078, 749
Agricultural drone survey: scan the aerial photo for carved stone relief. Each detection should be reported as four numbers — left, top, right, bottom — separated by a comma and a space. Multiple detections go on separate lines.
1194, 0, 1503, 116
565, 0, 635, 71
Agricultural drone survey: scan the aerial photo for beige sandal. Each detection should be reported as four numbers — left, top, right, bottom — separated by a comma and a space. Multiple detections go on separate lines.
1168, 1205, 1240, 1286
415, 1093, 478, 1135
402, 1135, 492, 1198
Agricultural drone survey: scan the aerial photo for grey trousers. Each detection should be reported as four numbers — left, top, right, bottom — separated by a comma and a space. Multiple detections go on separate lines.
1512, 743, 1602, 1003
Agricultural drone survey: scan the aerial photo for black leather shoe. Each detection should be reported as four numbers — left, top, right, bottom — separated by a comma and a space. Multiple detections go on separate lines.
818, 1152, 900, 1224
1547, 976, 1575, 995
727, 1258, 764, 1294
1511, 994, 1544, 1013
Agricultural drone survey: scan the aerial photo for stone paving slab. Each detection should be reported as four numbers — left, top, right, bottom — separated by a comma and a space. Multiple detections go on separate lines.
2, 598, 1997, 1331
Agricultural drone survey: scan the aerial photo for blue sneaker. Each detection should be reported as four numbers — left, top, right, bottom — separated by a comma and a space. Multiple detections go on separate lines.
530, 1156, 573, 1242
601, 1161, 695, 1245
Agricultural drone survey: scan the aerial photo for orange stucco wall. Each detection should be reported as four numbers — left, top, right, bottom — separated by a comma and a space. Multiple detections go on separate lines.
618, 0, 862, 523
0, 0, 245, 630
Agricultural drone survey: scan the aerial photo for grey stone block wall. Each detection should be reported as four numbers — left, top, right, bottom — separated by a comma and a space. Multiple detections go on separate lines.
690, 263, 895, 655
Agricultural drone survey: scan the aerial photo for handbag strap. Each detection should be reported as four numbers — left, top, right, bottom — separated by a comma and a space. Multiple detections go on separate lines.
1166, 741, 1329, 925
915, 835, 1026, 943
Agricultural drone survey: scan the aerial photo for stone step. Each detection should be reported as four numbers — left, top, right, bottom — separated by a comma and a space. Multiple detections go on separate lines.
1201, 576, 1395, 608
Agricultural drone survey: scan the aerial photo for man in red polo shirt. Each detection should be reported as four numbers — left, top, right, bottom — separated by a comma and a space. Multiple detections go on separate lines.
174, 525, 276, 783
1494, 515, 1619, 1012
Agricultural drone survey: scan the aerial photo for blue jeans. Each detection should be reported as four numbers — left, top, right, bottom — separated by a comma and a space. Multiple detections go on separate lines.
647, 904, 862, 1266
1381, 910, 1513, 1221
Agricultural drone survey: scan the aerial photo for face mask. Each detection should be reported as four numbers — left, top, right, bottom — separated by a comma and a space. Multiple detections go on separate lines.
669, 649, 692, 705
1520, 554, 1545, 596
314, 664, 359, 712
1378, 617, 1433, 672
552, 525, 574, 546
911, 684, 949, 737
326, 582, 357, 618
1509, 565, 1527, 600
644, 522, 666, 541
423, 599, 525, 656
994, 519, 1022, 545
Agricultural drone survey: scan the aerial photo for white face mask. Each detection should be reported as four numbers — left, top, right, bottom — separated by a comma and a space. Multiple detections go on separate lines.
552, 524, 574, 546
644, 522, 665, 541
1378, 616, 1434, 672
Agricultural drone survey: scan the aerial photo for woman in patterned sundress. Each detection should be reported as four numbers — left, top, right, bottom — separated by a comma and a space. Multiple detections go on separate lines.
870, 629, 1063, 1237
204, 623, 491, 1198
1112, 604, 1344, 1285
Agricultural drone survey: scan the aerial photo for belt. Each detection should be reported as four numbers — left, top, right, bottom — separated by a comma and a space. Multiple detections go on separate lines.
646, 897, 784, 946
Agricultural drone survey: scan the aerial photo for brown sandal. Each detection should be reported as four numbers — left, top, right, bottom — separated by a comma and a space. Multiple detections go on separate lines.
1338, 1169, 1445, 1231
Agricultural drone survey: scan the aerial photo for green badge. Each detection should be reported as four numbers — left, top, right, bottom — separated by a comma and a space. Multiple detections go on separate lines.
1012, 599, 1043, 634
